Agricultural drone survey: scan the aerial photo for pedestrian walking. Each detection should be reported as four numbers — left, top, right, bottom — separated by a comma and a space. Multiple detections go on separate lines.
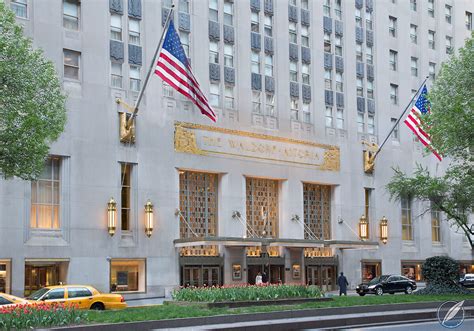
255, 272, 263, 285
262, 271, 268, 284
337, 272, 349, 296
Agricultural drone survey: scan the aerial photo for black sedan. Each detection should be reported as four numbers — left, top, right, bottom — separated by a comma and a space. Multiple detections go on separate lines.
356, 275, 417, 296
459, 274, 474, 288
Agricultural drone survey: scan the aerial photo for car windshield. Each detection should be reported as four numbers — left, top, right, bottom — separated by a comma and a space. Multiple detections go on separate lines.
368, 275, 388, 285
26, 288, 50, 300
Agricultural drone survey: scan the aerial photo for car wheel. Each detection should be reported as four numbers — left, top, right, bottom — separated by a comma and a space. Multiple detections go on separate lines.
405, 286, 413, 295
375, 287, 383, 296
358, 293, 366, 296
90, 302, 105, 311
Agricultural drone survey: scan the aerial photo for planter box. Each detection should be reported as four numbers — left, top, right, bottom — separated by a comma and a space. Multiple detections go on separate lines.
166, 297, 333, 308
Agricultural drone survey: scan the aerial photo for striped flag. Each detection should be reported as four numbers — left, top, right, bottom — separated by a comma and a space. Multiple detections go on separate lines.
403, 85, 442, 161
155, 20, 217, 122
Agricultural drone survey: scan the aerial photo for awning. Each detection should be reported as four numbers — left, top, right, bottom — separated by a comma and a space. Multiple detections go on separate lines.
174, 237, 262, 248
324, 240, 379, 250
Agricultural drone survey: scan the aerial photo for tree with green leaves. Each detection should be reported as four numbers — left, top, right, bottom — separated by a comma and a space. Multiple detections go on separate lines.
387, 33, 474, 249
0, 3, 66, 180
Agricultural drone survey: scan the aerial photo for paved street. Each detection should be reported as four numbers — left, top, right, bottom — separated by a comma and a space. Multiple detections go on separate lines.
345, 319, 474, 330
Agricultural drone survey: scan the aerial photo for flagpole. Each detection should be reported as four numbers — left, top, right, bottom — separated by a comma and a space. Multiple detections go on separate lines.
371, 76, 429, 161
126, 5, 175, 129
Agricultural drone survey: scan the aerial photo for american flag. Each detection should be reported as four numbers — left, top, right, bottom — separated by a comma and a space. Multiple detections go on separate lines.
155, 20, 217, 122
403, 85, 442, 161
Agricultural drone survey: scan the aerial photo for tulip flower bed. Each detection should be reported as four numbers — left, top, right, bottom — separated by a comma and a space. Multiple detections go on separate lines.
0, 303, 86, 330
172, 284, 324, 303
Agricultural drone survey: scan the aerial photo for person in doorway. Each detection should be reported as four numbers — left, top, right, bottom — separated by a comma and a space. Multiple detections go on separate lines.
337, 272, 349, 296
255, 272, 263, 285
262, 271, 268, 284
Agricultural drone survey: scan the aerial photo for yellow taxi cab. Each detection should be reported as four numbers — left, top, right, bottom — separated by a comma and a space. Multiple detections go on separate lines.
0, 293, 30, 308
26, 285, 127, 310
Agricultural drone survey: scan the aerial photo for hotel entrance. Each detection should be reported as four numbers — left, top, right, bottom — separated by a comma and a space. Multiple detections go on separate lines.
182, 266, 221, 287
247, 264, 285, 284
306, 265, 336, 291
24, 259, 69, 296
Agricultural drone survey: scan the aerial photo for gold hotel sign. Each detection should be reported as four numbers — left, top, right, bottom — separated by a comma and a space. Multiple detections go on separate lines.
174, 122, 340, 171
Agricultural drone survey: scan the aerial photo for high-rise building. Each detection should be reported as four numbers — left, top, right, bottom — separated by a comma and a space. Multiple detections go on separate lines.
1, 0, 472, 298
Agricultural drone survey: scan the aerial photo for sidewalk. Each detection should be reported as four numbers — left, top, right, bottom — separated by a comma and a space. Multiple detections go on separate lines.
126, 297, 167, 307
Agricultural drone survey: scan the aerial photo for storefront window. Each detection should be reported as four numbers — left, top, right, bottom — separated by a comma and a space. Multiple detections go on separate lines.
24, 260, 68, 296
110, 259, 145, 292
361, 261, 381, 283
0, 260, 11, 294
401, 262, 423, 281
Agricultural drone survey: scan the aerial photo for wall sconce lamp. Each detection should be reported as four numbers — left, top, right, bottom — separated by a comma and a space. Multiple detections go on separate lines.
358, 215, 369, 241
145, 200, 154, 237
379, 216, 388, 244
107, 198, 117, 236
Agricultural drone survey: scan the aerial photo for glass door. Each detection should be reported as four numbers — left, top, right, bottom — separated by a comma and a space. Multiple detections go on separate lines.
183, 267, 201, 287
321, 266, 335, 291
306, 266, 320, 286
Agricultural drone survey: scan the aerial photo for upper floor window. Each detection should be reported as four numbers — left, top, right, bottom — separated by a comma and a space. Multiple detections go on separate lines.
63, 49, 80, 80
265, 54, 273, 76
446, 36, 453, 54
324, 69, 332, 89
246, 178, 279, 238
445, 5, 452, 24
302, 63, 310, 84
410, 57, 418, 76
111, 62, 122, 88
356, 42, 363, 62
356, 77, 363, 96
410, 24, 417, 44
210, 82, 220, 107
129, 65, 141, 91
110, 14, 122, 41
290, 97, 299, 120
429, 62, 436, 80
366, 46, 373, 65
367, 80, 373, 98
325, 106, 333, 127
401, 198, 413, 241
209, 0, 218, 22
336, 72, 343, 92
252, 91, 261, 113
251, 11, 260, 32
63, 0, 80, 30
431, 203, 441, 243
466, 12, 472, 30
120, 164, 133, 232
209, 41, 219, 64
357, 112, 365, 133
224, 0, 233, 26
178, 0, 189, 13
428, 0, 434, 17
302, 102, 311, 123
324, 32, 332, 53
129, 19, 140, 45
251, 51, 260, 74
335, 35, 342, 56
301, 0, 309, 10
389, 50, 397, 71
368, 114, 375, 135
410, 0, 416, 11
323, 0, 331, 17
180, 31, 190, 56
428, 30, 435, 49
224, 44, 234, 67
336, 108, 344, 129
355, 9, 362, 28
289, 61, 298, 82
264, 14, 273, 37
390, 83, 398, 105
334, 0, 342, 20
366, 10, 373, 30
10, 0, 27, 18
224, 85, 234, 109
303, 184, 332, 240
265, 93, 275, 117
289, 21, 297, 44
389, 16, 397, 37
30, 157, 61, 229
391, 118, 399, 140
301, 25, 309, 47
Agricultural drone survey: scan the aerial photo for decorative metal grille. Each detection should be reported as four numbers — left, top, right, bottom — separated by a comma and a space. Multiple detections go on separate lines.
246, 178, 279, 238
246, 246, 279, 257
304, 247, 334, 257
179, 171, 218, 256
303, 183, 331, 240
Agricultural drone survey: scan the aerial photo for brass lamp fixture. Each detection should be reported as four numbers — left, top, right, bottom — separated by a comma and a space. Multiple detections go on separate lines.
379, 216, 388, 244
107, 198, 117, 236
144, 200, 154, 237
358, 215, 369, 241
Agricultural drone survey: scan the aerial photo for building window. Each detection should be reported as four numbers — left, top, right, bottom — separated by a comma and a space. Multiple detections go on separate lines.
366, 10, 373, 30
366, 46, 373, 65
355, 9, 362, 28
111, 62, 123, 88
367, 80, 373, 99
356, 77, 363, 97
336, 108, 344, 129
401, 262, 423, 281
428, 30, 435, 49
224, 85, 234, 109
252, 91, 261, 113
411, 57, 418, 77
264, 14, 273, 37
110, 259, 145, 293
129, 65, 141, 91
368, 114, 375, 135
429, 62, 436, 80
391, 118, 399, 140
301, 0, 309, 10
364, 188, 372, 236
410, 0, 416, 11
467, 12, 473, 30
336, 72, 343, 92
110, 14, 122, 41
289, 21, 297, 44
24, 261, 68, 296
389, 16, 397, 37
324, 32, 332, 53
323, 0, 331, 17
63, 49, 80, 80
324, 69, 332, 89
265, 93, 275, 116
178, 0, 189, 13
410, 24, 417, 44
0, 260, 11, 294
290, 97, 299, 120
265, 54, 273, 76
357, 112, 364, 133
302, 63, 310, 85
356, 42, 363, 62
301, 25, 309, 47
129, 19, 140, 45
303, 184, 331, 240
209, 41, 219, 64
251, 51, 260, 74
180, 31, 190, 56
251, 10, 260, 32
302, 102, 311, 123
446, 36, 453, 54
10, 0, 27, 18
210, 82, 220, 107
401, 198, 413, 241
325, 106, 333, 127
290, 61, 298, 82
63, 0, 80, 30
30, 157, 61, 229
334, 0, 342, 20
223, 0, 233, 26
390, 84, 398, 105
362, 261, 381, 283
428, 0, 434, 18
431, 203, 441, 243
120, 164, 132, 231
445, 5, 452, 24
224, 44, 234, 67
389, 50, 397, 71
335, 35, 342, 56
209, 0, 218, 22
246, 178, 279, 238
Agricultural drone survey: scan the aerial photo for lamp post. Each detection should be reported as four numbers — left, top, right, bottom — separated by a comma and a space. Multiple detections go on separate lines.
358, 215, 369, 241
107, 198, 117, 236
145, 200, 154, 237
379, 216, 388, 244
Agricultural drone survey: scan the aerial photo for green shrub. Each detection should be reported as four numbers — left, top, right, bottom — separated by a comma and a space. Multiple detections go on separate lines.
415, 284, 470, 295
172, 284, 323, 302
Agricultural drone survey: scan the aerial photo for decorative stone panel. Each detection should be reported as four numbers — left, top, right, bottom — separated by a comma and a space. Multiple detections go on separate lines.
367, 99, 375, 114
265, 76, 275, 93
264, 37, 274, 54
251, 73, 262, 90
357, 97, 366, 112
356, 27, 364, 43
110, 0, 123, 14
178, 13, 190, 31
209, 21, 220, 40
356, 62, 364, 77
302, 84, 311, 102
209, 63, 220, 81
224, 25, 235, 44
366, 30, 374, 46
323, 16, 332, 33
301, 47, 311, 63
335, 56, 344, 72
162, 8, 171, 26
335, 20, 343, 36
288, 5, 298, 22
128, 0, 141, 19
355, 0, 363, 10
264, 0, 273, 15
290, 82, 299, 97
289, 43, 299, 60
325, 90, 334, 105
336, 92, 344, 107
251, 0, 261, 11
301, 9, 310, 26
324, 53, 333, 68
224, 67, 235, 85
110, 40, 124, 62
251, 32, 261, 50
128, 44, 142, 65
367, 64, 374, 80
